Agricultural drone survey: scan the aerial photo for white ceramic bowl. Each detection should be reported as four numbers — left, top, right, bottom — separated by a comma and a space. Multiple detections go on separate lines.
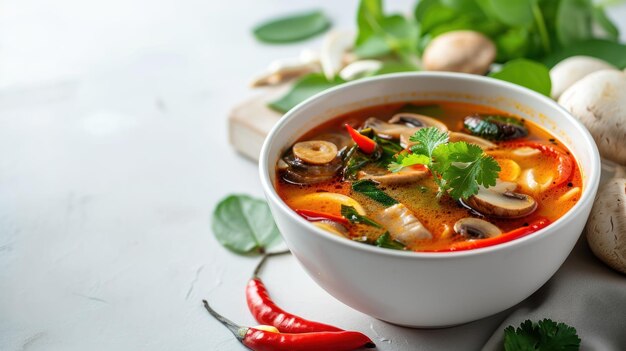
259, 72, 600, 327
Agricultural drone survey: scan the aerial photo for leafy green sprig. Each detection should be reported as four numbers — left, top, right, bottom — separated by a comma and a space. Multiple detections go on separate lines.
388, 127, 500, 200
504, 319, 581, 351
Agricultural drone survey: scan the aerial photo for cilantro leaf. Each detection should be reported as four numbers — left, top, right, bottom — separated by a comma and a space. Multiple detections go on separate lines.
409, 127, 449, 159
504, 319, 581, 351
443, 152, 500, 200
352, 179, 398, 206
341, 205, 382, 228
388, 152, 430, 173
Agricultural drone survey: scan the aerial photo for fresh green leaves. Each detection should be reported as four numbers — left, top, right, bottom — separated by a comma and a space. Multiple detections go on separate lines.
375, 232, 406, 250
354, 0, 419, 63
543, 39, 626, 69
253, 10, 331, 43
352, 179, 398, 206
463, 114, 528, 141
269, 73, 345, 113
489, 59, 552, 96
212, 195, 282, 254
504, 319, 581, 351
341, 205, 382, 228
388, 127, 500, 200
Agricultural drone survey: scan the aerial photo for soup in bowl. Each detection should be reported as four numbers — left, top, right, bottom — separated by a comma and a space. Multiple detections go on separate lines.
259, 73, 600, 327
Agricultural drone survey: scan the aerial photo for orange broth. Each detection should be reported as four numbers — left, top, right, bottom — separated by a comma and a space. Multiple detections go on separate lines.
276, 101, 582, 252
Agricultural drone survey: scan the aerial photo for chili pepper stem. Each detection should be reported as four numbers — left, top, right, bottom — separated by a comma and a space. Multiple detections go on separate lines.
253, 250, 291, 278
202, 300, 248, 340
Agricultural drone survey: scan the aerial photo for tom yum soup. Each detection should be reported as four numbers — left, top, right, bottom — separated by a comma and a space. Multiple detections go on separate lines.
275, 102, 582, 252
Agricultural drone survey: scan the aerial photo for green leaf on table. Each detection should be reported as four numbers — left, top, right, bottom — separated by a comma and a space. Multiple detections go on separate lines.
212, 194, 282, 254
356, 0, 384, 46
504, 319, 581, 351
252, 10, 331, 43
341, 205, 382, 228
489, 59, 551, 96
542, 39, 626, 69
555, 0, 593, 47
268, 73, 345, 113
375, 232, 406, 250
352, 179, 398, 206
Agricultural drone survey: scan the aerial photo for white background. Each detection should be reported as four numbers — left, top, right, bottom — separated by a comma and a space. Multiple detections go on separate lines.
1, 1, 625, 350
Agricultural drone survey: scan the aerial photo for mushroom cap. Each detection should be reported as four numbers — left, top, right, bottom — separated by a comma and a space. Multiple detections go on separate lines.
549, 56, 617, 100
558, 69, 626, 165
454, 218, 502, 239
586, 167, 626, 274
463, 181, 537, 218
293, 140, 338, 165
422, 30, 496, 75
357, 167, 429, 185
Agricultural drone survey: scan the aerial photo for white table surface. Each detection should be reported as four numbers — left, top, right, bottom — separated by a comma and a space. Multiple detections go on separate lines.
1, 1, 624, 350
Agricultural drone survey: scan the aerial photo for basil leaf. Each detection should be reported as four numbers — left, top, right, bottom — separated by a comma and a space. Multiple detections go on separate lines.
555, 0, 593, 47
542, 39, 626, 69
341, 205, 382, 228
212, 195, 282, 254
375, 232, 406, 250
269, 74, 345, 113
352, 179, 398, 206
485, 0, 533, 26
342, 144, 371, 181
489, 59, 551, 97
253, 10, 331, 44
356, 0, 384, 46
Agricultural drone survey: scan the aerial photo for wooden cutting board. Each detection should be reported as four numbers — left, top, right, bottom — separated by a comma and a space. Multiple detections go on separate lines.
228, 85, 288, 161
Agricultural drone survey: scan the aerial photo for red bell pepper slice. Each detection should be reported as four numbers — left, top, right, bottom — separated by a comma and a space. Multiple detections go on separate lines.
428, 218, 551, 252
295, 209, 349, 225
501, 141, 574, 188
345, 124, 377, 154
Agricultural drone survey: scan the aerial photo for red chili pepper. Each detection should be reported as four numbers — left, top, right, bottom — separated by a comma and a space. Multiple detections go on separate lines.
429, 218, 551, 252
203, 301, 375, 351
295, 209, 350, 225
246, 252, 343, 333
345, 124, 377, 154
502, 141, 574, 188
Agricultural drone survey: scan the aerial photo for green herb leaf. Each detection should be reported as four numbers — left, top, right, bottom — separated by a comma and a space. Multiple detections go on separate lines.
269, 73, 345, 113
463, 114, 528, 141
253, 10, 331, 43
489, 59, 552, 97
342, 144, 372, 181
555, 0, 593, 47
341, 205, 382, 228
375, 232, 405, 250
409, 127, 449, 160
356, 0, 384, 46
484, 0, 534, 26
375, 137, 404, 167
388, 153, 430, 173
436, 143, 500, 199
592, 6, 619, 41
212, 195, 282, 254
542, 39, 626, 69
352, 179, 398, 206
504, 319, 581, 351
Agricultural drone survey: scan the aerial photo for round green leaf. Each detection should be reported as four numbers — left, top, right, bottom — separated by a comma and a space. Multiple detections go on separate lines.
489, 59, 551, 97
253, 10, 331, 44
212, 194, 282, 254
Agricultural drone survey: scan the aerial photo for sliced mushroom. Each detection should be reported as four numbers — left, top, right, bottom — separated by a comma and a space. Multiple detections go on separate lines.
315, 132, 353, 153
313, 220, 349, 238
373, 204, 432, 246
454, 218, 501, 239
250, 50, 321, 87
321, 31, 355, 80
463, 181, 537, 218
422, 30, 496, 75
448, 132, 497, 150
364, 117, 419, 140
281, 151, 342, 185
389, 113, 448, 132
339, 60, 383, 81
293, 140, 338, 165
357, 167, 429, 185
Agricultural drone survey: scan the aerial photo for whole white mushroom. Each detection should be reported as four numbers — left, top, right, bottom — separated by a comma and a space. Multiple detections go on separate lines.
549, 56, 617, 100
586, 166, 626, 274
422, 30, 496, 75
558, 69, 626, 166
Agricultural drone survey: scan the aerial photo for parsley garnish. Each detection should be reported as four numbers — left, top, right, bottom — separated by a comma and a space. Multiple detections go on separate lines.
504, 319, 581, 351
387, 127, 500, 200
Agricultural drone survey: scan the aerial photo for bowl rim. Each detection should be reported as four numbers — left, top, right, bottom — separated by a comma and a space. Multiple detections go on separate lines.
259, 71, 601, 259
